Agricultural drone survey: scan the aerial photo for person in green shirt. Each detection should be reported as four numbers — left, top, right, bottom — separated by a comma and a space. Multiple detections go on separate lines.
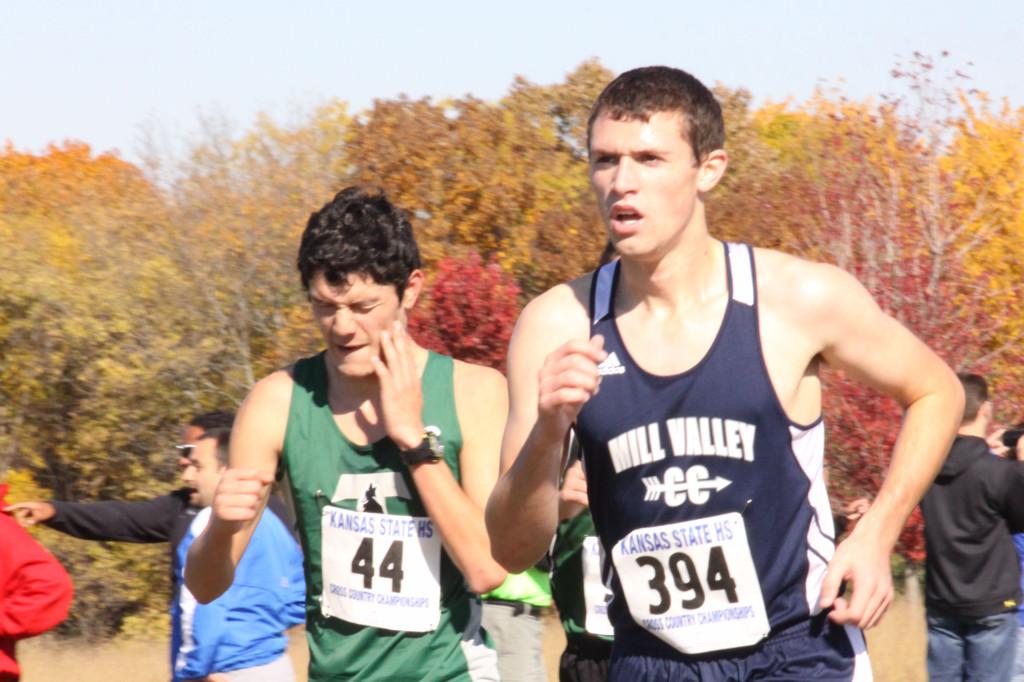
185, 186, 508, 681
551, 436, 613, 682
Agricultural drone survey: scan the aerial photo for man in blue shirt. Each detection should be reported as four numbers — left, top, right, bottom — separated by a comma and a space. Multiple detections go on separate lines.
175, 427, 305, 682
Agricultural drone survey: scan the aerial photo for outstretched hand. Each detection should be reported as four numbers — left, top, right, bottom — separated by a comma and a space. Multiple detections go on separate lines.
841, 497, 871, 534
371, 321, 425, 451
3, 501, 55, 527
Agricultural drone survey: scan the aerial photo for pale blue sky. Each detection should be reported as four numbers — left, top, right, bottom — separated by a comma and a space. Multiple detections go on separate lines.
2, 0, 1021, 163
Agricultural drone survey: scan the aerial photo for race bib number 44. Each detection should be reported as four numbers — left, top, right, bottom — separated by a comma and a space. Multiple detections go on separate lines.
321, 505, 442, 632
611, 512, 769, 654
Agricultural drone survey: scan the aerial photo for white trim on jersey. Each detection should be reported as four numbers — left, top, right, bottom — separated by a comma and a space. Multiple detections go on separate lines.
175, 508, 211, 678
727, 242, 756, 306
845, 624, 873, 681
788, 422, 835, 616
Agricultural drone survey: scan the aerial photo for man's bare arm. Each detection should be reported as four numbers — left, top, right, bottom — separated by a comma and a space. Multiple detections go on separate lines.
184, 370, 291, 603
783, 259, 963, 628
486, 282, 603, 573
373, 324, 507, 594
405, 360, 508, 594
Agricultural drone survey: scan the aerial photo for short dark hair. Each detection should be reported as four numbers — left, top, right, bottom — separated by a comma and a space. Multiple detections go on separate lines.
188, 410, 235, 432
587, 66, 725, 165
958, 373, 989, 423
298, 186, 423, 298
199, 427, 231, 467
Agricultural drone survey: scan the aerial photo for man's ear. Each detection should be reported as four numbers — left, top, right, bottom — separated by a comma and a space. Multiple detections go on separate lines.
401, 269, 426, 311
696, 149, 729, 194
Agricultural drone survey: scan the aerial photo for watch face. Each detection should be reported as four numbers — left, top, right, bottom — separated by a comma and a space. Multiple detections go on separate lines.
425, 425, 445, 458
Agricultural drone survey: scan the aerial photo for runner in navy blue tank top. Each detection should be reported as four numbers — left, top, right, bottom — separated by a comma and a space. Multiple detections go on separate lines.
487, 66, 965, 681
580, 244, 867, 678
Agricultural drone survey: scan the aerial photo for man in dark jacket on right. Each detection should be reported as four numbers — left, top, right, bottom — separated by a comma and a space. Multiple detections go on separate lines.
922, 373, 1024, 681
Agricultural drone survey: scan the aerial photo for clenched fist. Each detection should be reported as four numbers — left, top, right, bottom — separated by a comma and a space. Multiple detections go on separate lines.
538, 335, 606, 437
210, 469, 274, 533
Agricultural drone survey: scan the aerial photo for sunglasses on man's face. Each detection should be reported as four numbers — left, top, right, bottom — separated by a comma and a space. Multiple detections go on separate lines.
175, 443, 196, 459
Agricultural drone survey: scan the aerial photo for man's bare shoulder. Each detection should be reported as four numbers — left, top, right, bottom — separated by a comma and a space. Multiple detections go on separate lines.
753, 247, 865, 322
231, 366, 298, 466
246, 366, 297, 411
451, 359, 508, 453
516, 273, 593, 339
452, 359, 507, 401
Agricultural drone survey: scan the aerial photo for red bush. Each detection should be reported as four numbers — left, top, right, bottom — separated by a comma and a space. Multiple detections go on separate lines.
409, 252, 521, 372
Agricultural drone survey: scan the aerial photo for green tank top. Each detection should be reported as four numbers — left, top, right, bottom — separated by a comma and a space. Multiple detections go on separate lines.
550, 509, 614, 642
283, 351, 496, 681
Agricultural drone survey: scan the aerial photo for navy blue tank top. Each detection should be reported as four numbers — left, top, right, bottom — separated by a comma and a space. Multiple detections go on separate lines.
576, 242, 836, 658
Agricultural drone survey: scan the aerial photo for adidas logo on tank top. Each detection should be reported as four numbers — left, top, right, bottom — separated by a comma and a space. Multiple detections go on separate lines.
597, 351, 626, 376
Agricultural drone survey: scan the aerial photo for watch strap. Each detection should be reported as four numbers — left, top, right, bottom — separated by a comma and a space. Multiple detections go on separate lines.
400, 426, 445, 466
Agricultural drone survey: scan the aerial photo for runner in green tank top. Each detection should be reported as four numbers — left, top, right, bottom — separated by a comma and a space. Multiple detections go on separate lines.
185, 187, 508, 681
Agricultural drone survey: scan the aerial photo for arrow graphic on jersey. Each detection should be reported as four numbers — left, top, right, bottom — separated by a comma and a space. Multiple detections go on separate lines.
642, 465, 732, 506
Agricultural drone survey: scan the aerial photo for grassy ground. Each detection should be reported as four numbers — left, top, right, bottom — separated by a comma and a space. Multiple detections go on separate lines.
19, 589, 926, 681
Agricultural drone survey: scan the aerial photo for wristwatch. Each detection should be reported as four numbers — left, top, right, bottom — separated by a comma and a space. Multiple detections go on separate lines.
400, 426, 444, 467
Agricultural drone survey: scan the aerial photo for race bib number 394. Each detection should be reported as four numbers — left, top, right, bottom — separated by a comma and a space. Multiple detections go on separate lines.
321, 505, 442, 632
611, 512, 769, 654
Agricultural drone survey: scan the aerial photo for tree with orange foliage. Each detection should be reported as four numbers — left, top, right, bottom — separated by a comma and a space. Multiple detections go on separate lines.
0, 142, 190, 637
345, 62, 612, 296
747, 54, 1024, 560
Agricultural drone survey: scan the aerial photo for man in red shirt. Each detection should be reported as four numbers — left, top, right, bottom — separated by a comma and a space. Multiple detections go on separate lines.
0, 483, 74, 681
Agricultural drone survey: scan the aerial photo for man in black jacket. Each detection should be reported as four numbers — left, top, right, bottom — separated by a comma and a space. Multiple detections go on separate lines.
921, 373, 1024, 682
3, 411, 293, 602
